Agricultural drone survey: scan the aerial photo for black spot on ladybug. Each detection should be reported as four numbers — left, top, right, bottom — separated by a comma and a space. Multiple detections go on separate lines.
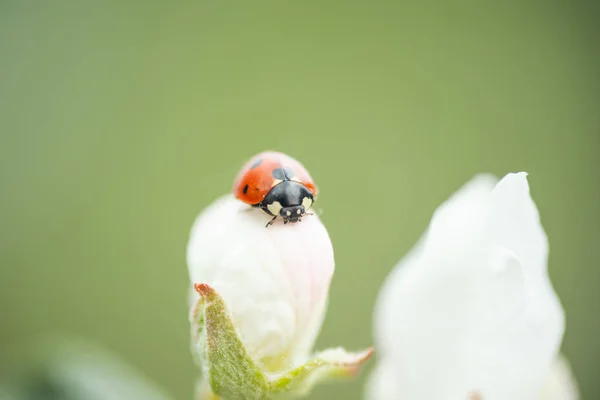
272, 168, 286, 180
243, 184, 249, 194
249, 158, 263, 169
272, 167, 295, 181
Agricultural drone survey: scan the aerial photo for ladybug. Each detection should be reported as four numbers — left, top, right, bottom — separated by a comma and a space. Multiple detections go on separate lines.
233, 151, 318, 227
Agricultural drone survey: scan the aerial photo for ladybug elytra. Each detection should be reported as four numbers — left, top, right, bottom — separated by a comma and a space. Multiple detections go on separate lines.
233, 151, 318, 227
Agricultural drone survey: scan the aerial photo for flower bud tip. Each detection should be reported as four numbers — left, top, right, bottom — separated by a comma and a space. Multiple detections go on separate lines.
193, 282, 215, 298
344, 346, 375, 368
343, 347, 375, 377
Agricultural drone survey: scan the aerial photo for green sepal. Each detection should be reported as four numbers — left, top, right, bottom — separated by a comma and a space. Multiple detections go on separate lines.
190, 283, 373, 400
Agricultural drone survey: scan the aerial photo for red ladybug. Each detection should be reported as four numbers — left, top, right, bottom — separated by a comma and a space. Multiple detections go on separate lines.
233, 151, 318, 227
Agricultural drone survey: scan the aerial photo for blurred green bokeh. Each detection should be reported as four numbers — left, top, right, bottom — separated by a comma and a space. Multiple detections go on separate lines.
1, 1, 598, 399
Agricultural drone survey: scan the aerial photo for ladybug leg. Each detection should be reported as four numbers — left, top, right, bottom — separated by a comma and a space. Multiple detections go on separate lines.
265, 216, 277, 228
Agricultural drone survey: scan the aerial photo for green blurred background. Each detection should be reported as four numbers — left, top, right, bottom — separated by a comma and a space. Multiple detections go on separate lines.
1, 1, 598, 399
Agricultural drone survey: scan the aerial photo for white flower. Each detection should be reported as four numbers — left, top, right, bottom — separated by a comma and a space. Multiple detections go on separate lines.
186, 194, 373, 399
186, 194, 334, 371
367, 172, 575, 400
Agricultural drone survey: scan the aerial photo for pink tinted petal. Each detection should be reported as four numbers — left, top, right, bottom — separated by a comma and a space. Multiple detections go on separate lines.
187, 194, 334, 371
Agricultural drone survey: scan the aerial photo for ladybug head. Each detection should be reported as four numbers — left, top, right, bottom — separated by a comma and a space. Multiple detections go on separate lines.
280, 205, 305, 224
261, 181, 315, 226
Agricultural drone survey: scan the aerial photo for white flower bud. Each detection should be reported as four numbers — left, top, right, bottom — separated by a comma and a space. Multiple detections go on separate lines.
186, 194, 334, 372
367, 172, 571, 400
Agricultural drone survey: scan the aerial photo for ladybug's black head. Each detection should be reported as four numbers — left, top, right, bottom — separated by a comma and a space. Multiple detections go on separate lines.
280, 204, 305, 224
260, 180, 314, 226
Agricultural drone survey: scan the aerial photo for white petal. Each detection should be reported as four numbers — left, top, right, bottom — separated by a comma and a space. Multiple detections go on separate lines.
373, 173, 500, 354
186, 194, 334, 371
540, 355, 580, 400
369, 172, 565, 400
490, 172, 548, 279
471, 172, 565, 399
370, 174, 498, 399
